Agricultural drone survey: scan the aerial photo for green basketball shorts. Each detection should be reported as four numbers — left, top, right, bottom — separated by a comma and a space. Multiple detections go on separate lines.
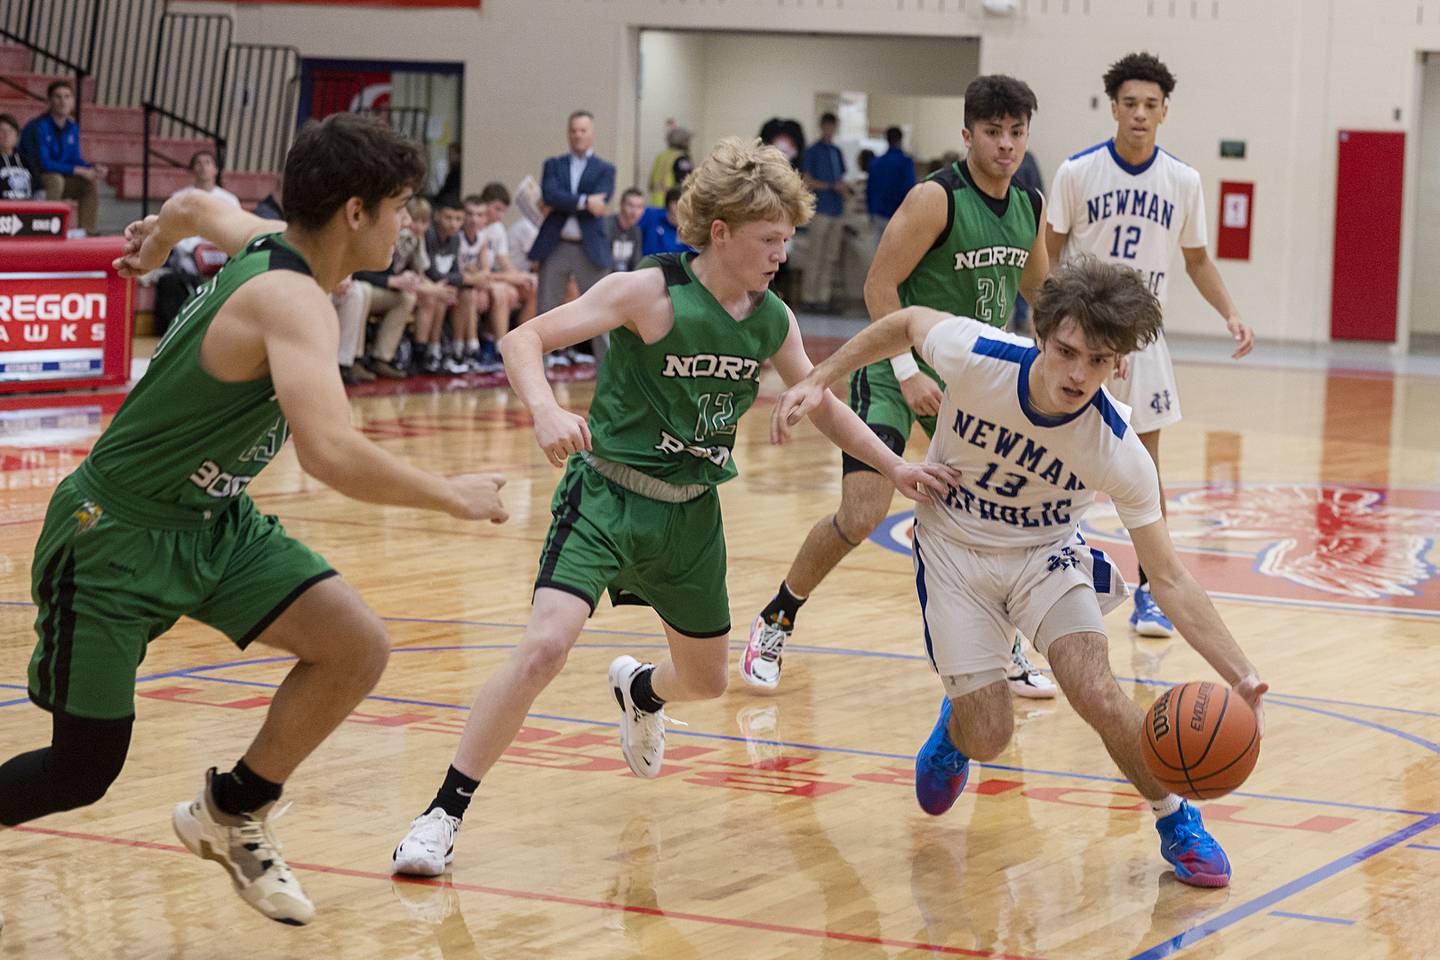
27, 464, 335, 720
534, 456, 731, 638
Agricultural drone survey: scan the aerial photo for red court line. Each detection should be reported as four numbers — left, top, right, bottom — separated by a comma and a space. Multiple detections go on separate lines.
12, 823, 1043, 959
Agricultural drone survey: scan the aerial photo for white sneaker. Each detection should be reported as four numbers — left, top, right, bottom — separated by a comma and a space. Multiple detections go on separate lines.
567, 348, 595, 365
608, 655, 671, 779
1006, 637, 1057, 700
544, 352, 571, 369
739, 613, 791, 689
171, 768, 314, 925
392, 807, 460, 877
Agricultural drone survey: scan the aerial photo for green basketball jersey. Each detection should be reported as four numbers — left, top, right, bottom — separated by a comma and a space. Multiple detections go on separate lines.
587, 252, 790, 487
892, 161, 1041, 382
86, 233, 311, 509
900, 159, 1040, 323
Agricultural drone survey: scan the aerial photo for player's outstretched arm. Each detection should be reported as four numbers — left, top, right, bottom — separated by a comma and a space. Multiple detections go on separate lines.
501, 269, 663, 467
251, 274, 508, 523
112, 191, 284, 278
1129, 519, 1268, 730
771, 305, 952, 441
768, 313, 957, 503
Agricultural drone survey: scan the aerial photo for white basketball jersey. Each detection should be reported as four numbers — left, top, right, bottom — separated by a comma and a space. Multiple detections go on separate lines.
457, 229, 487, 273
1048, 140, 1206, 307
916, 316, 1163, 550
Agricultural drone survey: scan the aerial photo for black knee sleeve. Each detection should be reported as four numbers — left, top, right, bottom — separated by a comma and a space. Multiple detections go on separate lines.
0, 711, 133, 825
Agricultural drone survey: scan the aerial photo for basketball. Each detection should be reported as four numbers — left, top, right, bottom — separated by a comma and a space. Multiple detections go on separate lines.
1141, 681, 1260, 800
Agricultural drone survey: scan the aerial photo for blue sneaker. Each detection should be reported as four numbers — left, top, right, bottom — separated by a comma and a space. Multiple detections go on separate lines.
1155, 800, 1231, 887
914, 697, 970, 816
1130, 585, 1174, 638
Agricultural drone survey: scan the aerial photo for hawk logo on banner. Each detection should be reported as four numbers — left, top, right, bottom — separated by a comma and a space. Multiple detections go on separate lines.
869, 483, 1440, 615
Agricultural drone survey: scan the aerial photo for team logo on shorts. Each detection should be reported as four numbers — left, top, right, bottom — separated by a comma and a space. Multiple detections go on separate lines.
72, 499, 102, 533
871, 483, 1440, 616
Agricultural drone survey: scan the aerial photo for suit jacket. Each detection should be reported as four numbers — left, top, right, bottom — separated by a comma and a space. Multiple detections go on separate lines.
528, 151, 616, 268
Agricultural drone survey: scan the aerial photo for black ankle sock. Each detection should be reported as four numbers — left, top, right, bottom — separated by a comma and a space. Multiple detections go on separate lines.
1138, 565, 1149, 588
212, 759, 283, 816
760, 581, 807, 625
629, 665, 666, 714
429, 765, 480, 821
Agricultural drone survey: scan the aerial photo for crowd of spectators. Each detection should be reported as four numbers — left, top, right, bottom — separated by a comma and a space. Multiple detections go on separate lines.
122, 103, 1020, 384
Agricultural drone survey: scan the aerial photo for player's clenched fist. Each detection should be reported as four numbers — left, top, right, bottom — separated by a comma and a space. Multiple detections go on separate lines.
447, 473, 510, 523
532, 407, 593, 468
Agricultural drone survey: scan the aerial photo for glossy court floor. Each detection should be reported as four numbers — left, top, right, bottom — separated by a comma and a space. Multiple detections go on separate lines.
0, 336, 1436, 959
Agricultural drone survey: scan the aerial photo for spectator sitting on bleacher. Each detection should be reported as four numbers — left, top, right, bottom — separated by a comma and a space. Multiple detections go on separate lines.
462, 183, 538, 371
355, 195, 443, 380
332, 277, 374, 385
153, 150, 241, 335
0, 115, 33, 200
422, 195, 483, 375
21, 80, 105, 234
638, 185, 689, 256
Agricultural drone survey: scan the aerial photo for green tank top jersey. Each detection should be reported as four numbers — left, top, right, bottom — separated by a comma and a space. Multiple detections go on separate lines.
897, 160, 1042, 378
587, 252, 791, 487
86, 232, 311, 509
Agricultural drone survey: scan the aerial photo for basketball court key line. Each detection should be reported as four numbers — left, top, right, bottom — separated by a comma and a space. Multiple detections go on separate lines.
1126, 813, 1440, 960
1267, 911, 1355, 926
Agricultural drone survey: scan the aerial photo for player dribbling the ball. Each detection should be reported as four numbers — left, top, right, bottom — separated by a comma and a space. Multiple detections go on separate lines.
773, 257, 1267, 887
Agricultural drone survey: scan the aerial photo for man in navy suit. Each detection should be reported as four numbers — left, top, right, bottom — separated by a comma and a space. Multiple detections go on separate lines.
529, 110, 615, 366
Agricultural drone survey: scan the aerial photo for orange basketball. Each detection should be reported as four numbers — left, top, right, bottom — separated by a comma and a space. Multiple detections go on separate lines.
1141, 681, 1260, 800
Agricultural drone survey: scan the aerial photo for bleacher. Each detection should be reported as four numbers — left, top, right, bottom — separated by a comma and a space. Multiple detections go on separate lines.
0, 43, 280, 209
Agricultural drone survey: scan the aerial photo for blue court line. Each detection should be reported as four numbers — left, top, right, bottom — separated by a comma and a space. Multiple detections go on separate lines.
1252, 700, 1439, 754
1248, 691, 1440, 720
3, 602, 1437, 717
9, 631, 1437, 767
1266, 911, 1354, 926
1407, 843, 1440, 851
1128, 813, 1440, 959
1204, 589, 1440, 621
146, 671, 1437, 818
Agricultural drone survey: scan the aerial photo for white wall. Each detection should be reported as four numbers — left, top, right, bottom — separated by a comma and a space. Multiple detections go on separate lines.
867, 95, 969, 163
636, 31, 707, 197
198, 0, 1440, 347
1411, 54, 1440, 336
638, 30, 977, 182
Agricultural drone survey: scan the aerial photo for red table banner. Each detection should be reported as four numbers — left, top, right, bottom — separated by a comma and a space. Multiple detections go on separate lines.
0, 236, 132, 394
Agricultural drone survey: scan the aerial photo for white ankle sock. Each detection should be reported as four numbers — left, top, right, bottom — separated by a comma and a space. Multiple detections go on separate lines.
1149, 794, 1182, 819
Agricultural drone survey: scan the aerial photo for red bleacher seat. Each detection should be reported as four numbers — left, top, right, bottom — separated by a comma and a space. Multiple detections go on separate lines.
108, 165, 279, 203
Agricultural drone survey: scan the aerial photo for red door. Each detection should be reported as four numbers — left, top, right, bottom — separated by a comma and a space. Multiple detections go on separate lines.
1330, 130, 1405, 341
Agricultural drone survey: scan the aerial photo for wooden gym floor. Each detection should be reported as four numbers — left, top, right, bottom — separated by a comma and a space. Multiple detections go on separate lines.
0, 343, 1436, 959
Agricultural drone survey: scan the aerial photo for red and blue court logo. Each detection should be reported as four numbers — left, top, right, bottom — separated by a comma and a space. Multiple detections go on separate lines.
870, 483, 1440, 618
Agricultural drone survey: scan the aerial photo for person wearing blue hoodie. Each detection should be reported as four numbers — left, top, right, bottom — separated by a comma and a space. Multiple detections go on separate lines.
22, 80, 105, 233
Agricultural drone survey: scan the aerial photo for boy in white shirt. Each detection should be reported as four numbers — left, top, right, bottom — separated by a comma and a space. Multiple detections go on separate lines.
1046, 52, 1254, 637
